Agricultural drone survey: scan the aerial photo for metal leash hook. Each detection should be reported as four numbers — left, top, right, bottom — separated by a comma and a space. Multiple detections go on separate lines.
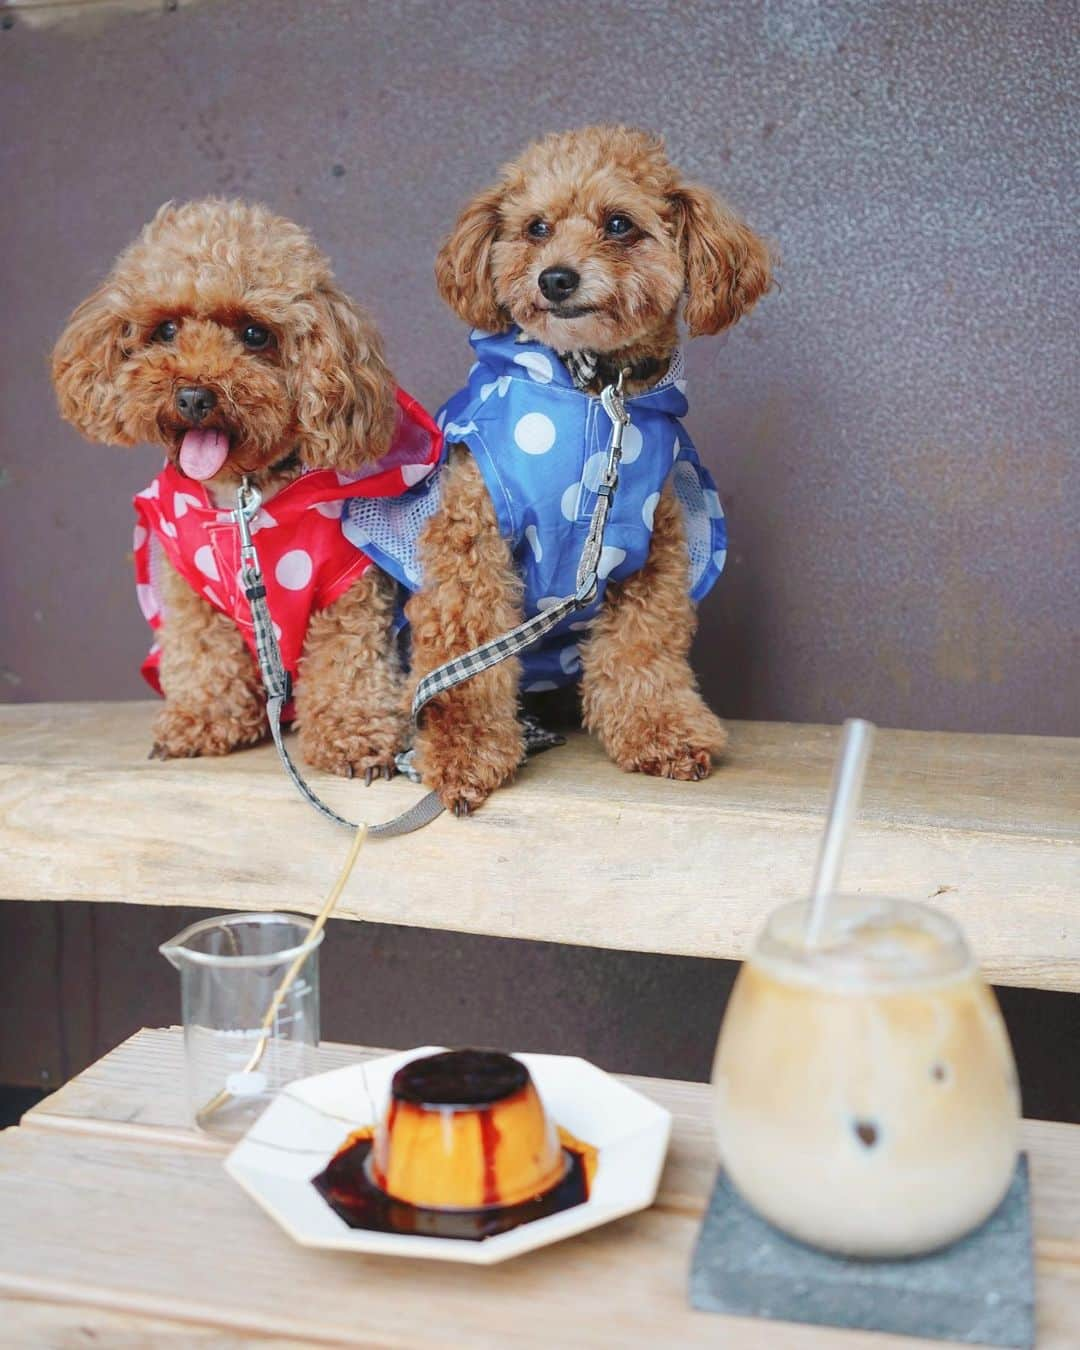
600, 366, 631, 437
234, 476, 265, 617
576, 368, 632, 605
234, 476, 263, 555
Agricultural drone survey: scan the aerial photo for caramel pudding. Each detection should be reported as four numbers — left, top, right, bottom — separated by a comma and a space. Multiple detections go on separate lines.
312, 1049, 597, 1241
372, 1049, 566, 1209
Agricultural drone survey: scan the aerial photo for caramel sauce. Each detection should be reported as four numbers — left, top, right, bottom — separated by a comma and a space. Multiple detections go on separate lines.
312, 1128, 590, 1242
393, 1048, 528, 1105
477, 1107, 501, 1208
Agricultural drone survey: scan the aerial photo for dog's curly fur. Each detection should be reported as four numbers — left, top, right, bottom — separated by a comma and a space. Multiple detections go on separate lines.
409, 125, 772, 812
52, 198, 405, 773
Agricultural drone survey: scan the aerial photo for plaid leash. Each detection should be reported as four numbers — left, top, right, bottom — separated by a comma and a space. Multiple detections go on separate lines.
235, 484, 443, 837
236, 373, 631, 835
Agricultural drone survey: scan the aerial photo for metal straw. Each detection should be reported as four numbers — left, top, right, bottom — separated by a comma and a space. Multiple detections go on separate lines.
805, 719, 876, 947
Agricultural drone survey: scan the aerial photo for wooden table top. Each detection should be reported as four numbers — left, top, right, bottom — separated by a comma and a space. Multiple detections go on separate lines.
1, 1028, 1079, 1347
1, 701, 1077, 990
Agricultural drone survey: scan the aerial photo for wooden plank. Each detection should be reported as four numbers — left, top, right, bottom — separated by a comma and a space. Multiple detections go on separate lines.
1, 702, 1077, 990
5, 1029, 1079, 1348
22, 1029, 386, 1149
1, 1297, 315, 1348
3, 0, 205, 31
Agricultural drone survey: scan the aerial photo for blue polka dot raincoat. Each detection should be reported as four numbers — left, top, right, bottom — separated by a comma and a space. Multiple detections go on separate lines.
433, 327, 727, 690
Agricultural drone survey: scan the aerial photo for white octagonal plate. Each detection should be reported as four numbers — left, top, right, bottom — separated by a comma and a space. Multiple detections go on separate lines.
224, 1045, 672, 1264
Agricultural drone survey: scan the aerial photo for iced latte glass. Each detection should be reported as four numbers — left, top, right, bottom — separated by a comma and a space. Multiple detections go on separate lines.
712, 897, 1020, 1257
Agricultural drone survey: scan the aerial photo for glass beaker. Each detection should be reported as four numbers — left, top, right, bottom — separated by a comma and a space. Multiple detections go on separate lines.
712, 896, 1020, 1257
161, 911, 323, 1141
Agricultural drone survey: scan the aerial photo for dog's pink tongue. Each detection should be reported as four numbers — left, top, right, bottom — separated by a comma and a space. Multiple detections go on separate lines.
179, 428, 230, 481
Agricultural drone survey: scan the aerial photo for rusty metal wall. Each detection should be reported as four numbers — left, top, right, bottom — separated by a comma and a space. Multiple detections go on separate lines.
1, 0, 1077, 733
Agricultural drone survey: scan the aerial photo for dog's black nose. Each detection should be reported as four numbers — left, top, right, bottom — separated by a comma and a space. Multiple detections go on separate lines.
175, 385, 218, 424
538, 266, 581, 303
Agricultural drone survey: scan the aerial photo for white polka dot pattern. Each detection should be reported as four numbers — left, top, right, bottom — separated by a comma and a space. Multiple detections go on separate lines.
559, 644, 581, 675
513, 411, 557, 454
136, 582, 158, 619
597, 545, 626, 579
480, 375, 511, 402
513, 350, 554, 383
620, 422, 643, 463
194, 544, 219, 580
581, 452, 607, 492
275, 549, 314, 591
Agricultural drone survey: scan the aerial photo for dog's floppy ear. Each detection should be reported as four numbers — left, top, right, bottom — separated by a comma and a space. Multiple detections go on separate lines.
671, 183, 773, 336
434, 184, 507, 331
291, 283, 398, 472
51, 282, 136, 445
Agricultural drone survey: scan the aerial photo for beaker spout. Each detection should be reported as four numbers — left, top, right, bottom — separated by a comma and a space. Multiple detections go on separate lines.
159, 915, 210, 969
159, 940, 185, 970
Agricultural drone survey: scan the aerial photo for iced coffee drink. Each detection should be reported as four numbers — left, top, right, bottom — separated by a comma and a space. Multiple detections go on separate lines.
712, 897, 1020, 1257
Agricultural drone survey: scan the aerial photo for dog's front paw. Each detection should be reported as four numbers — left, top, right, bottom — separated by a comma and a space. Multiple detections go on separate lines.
150, 702, 266, 759
635, 743, 714, 781
415, 716, 523, 817
607, 703, 728, 782
296, 711, 403, 781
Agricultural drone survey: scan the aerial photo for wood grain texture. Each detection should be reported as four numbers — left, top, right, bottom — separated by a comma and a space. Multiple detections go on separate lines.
2, 1298, 315, 1348
3, 1029, 1078, 1347
1, 702, 1077, 990
3, 0, 205, 30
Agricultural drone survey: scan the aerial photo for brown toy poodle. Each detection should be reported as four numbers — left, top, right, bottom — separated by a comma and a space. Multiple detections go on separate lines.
408, 125, 772, 813
52, 199, 439, 778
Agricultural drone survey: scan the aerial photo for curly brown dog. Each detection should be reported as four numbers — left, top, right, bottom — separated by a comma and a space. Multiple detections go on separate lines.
52, 199, 412, 777
408, 126, 772, 813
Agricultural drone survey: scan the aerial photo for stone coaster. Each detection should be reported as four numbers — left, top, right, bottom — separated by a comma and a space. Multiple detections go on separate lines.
689, 1157, 1034, 1347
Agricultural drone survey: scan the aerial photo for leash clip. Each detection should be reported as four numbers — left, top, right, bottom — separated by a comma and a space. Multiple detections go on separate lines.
600, 374, 630, 435
599, 368, 631, 489
233, 477, 263, 551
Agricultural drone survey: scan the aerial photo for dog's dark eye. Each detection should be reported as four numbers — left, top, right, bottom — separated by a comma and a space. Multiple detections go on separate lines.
152, 319, 178, 343
240, 323, 272, 351
526, 219, 552, 240
605, 214, 636, 239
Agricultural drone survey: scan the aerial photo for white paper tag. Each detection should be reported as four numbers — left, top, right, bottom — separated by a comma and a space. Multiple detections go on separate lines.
226, 1070, 269, 1098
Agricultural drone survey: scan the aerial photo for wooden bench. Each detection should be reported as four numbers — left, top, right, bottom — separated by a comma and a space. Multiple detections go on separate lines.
1, 701, 1077, 990
1, 1027, 1078, 1346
